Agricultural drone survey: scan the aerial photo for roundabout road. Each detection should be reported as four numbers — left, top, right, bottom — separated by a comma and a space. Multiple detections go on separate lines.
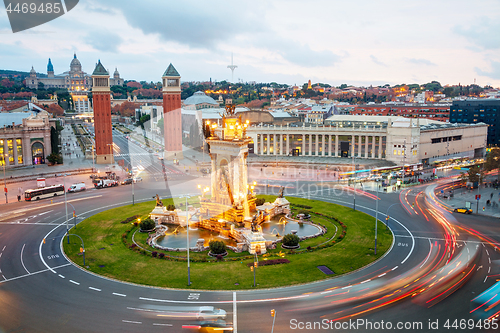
0, 175, 498, 332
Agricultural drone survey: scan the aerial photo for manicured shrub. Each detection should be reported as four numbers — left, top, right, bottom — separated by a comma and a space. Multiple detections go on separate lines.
283, 233, 300, 247
255, 198, 265, 206
166, 204, 176, 211
140, 218, 155, 231
159, 253, 165, 259
152, 251, 158, 257
209, 240, 226, 255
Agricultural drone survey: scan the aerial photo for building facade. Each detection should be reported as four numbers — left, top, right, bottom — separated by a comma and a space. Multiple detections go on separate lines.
246, 115, 487, 165
0, 111, 52, 168
449, 99, 500, 146
352, 104, 450, 122
91, 61, 113, 164
162, 64, 183, 160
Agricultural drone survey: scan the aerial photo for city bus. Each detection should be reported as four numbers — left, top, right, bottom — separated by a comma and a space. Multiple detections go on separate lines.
24, 184, 65, 201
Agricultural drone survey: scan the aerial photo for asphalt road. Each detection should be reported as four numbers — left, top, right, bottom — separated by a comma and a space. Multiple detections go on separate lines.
0, 141, 499, 332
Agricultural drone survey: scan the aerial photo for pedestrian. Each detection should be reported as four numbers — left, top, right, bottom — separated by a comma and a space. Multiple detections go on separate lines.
491, 193, 494, 199
17, 195, 20, 202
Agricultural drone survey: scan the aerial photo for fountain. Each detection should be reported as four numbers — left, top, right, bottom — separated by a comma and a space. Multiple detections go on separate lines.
149, 102, 315, 254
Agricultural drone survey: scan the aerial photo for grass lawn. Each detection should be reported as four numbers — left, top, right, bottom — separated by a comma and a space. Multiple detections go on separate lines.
63, 195, 392, 290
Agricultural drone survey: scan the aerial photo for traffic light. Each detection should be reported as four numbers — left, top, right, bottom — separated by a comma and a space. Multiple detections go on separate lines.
386, 216, 389, 221
271, 309, 275, 317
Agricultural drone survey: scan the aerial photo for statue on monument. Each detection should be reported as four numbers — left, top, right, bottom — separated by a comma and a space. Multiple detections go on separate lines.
155, 194, 163, 207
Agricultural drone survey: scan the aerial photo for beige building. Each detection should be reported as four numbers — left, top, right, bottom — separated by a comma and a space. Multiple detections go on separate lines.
0, 111, 53, 167
246, 115, 487, 165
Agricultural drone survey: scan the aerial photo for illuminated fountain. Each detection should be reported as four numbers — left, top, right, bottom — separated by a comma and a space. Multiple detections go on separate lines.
150, 102, 319, 254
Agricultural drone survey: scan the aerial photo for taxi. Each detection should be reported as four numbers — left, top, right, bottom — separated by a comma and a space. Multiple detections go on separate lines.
453, 207, 472, 214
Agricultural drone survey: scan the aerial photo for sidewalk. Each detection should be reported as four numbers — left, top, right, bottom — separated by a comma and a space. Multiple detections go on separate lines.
438, 183, 500, 218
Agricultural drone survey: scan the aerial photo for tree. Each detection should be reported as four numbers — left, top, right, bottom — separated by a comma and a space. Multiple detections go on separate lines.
157, 118, 164, 136
139, 114, 150, 126
282, 233, 300, 247
484, 148, 500, 180
463, 165, 484, 185
139, 218, 155, 231
209, 240, 226, 255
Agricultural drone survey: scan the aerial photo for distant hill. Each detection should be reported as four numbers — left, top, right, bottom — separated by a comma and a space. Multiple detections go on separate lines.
0, 69, 47, 79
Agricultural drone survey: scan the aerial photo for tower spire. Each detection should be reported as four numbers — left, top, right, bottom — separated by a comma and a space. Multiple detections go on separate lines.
227, 53, 238, 83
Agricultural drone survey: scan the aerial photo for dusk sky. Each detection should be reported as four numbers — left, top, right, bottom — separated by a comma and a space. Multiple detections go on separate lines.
1, 0, 499, 87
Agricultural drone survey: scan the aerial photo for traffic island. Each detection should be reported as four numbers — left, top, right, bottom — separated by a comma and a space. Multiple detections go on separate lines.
63, 195, 392, 290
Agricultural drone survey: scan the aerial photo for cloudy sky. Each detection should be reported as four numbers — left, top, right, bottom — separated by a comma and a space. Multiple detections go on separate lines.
1, 0, 499, 87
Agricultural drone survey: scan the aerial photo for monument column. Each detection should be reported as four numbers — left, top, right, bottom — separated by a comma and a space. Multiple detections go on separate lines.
162, 63, 183, 160
358, 135, 362, 157
286, 134, 289, 156
92, 60, 113, 164
309, 134, 312, 156
273, 133, 277, 156
260, 134, 264, 155
267, 134, 270, 155
371, 136, 375, 158
351, 135, 355, 157
301, 134, 305, 156
335, 135, 339, 157
378, 137, 383, 159
365, 136, 369, 158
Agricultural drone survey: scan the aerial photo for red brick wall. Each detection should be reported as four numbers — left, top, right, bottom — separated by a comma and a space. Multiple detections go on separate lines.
93, 92, 113, 156
163, 92, 182, 152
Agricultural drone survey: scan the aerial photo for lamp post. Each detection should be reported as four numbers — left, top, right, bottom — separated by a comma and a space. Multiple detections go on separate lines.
63, 173, 69, 243
179, 195, 191, 286
386, 203, 400, 230
352, 155, 357, 211
374, 179, 379, 255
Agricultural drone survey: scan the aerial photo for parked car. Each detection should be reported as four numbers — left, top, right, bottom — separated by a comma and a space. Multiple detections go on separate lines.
121, 178, 133, 185
454, 207, 472, 214
67, 183, 86, 193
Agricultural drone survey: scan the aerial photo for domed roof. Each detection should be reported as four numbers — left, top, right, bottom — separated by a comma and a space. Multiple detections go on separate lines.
47, 58, 54, 72
184, 91, 218, 106
30, 66, 36, 74
70, 53, 82, 71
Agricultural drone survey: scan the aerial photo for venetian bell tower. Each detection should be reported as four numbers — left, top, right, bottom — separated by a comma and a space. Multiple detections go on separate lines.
92, 60, 114, 164
162, 63, 183, 160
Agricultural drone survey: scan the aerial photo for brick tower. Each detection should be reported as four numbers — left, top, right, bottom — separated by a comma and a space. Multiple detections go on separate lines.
162, 63, 183, 160
92, 60, 113, 164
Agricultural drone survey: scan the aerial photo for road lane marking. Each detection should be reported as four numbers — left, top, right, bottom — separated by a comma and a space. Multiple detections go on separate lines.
0, 263, 70, 285
89, 287, 101, 292
360, 279, 371, 284
153, 323, 172, 326
58, 274, 65, 278
378, 273, 386, 277
122, 320, 142, 324
420, 239, 433, 269
113, 292, 126, 297
20, 244, 30, 274
69, 280, 80, 285
392, 266, 399, 271
233, 291, 238, 333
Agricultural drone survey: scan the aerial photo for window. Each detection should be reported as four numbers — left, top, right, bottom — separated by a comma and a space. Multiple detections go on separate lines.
431, 138, 442, 144
7, 140, 13, 164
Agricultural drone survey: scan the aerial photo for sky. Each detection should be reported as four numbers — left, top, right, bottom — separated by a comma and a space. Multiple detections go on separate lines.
1, 0, 500, 88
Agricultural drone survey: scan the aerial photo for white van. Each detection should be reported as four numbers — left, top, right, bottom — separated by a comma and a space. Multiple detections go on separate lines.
68, 183, 86, 193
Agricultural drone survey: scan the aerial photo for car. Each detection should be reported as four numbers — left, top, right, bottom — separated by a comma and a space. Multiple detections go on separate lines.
67, 182, 86, 192
121, 178, 133, 185
454, 207, 472, 214
133, 177, 142, 183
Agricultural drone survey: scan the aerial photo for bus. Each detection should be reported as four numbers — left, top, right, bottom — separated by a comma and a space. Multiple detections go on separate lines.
25, 184, 65, 201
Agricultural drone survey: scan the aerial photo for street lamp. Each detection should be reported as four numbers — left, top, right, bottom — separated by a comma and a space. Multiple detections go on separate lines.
63, 173, 69, 243
374, 179, 380, 255
179, 195, 191, 286
386, 203, 400, 230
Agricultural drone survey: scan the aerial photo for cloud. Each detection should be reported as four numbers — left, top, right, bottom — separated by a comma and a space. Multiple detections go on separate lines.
475, 61, 500, 80
85, 30, 123, 53
370, 55, 387, 67
453, 17, 500, 50
407, 58, 436, 66
277, 43, 341, 68
100, 0, 265, 49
